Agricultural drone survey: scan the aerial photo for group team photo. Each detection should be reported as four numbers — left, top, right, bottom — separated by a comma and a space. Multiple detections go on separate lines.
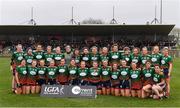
11, 43, 173, 100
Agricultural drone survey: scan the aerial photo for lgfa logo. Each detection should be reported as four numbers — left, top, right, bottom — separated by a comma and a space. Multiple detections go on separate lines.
44, 86, 64, 95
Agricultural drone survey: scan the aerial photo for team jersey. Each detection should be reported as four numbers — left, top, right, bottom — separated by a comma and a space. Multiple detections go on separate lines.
109, 51, 121, 63
12, 51, 24, 65
111, 69, 120, 81
151, 53, 162, 66
142, 67, 154, 81
27, 66, 38, 79
90, 53, 100, 63
121, 53, 131, 65
57, 65, 68, 76
16, 66, 27, 77
68, 66, 78, 77
130, 69, 141, 82
81, 54, 90, 62
46, 67, 57, 79
74, 55, 81, 64
89, 67, 101, 81
101, 66, 111, 80
37, 66, 47, 79
33, 50, 44, 60
44, 52, 54, 65
77, 68, 89, 79
130, 54, 141, 64
153, 73, 164, 83
119, 66, 130, 80
24, 54, 34, 65
161, 55, 172, 68
100, 54, 109, 62
140, 54, 151, 67
54, 53, 64, 65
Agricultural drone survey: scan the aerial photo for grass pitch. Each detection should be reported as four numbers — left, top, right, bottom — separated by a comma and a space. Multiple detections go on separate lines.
0, 57, 180, 107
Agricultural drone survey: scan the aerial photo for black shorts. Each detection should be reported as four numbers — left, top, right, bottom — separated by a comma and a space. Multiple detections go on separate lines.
37, 79, 46, 86
163, 68, 169, 78
80, 80, 88, 86
47, 79, 56, 85
69, 79, 80, 85
102, 80, 111, 88
120, 80, 130, 89
89, 82, 102, 90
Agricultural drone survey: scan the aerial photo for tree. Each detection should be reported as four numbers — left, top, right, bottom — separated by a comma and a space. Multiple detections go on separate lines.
81, 18, 105, 24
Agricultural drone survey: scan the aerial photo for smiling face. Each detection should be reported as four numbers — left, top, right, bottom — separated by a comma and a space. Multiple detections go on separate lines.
133, 48, 139, 55
27, 48, 32, 55
49, 60, 55, 67
102, 60, 108, 67
92, 47, 98, 54
145, 61, 151, 69
39, 60, 45, 67
154, 66, 161, 74
80, 61, 86, 68
56, 46, 61, 53
32, 60, 37, 67
74, 49, 80, 55
47, 46, 52, 53
153, 46, 159, 54
112, 45, 118, 52
70, 59, 76, 66
83, 48, 89, 54
112, 63, 118, 70
21, 59, 26, 66
16, 44, 22, 52
162, 48, 169, 56
102, 47, 108, 54
36, 45, 42, 51
60, 59, 65, 65
92, 62, 98, 68
142, 47, 148, 55
131, 62, 137, 69
121, 60, 127, 67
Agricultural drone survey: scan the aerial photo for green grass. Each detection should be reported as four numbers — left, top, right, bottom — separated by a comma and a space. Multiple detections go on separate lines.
0, 57, 180, 107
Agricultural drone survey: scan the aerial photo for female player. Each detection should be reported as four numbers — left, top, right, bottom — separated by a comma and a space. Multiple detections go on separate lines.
81, 47, 90, 67
152, 65, 166, 100
130, 62, 142, 98
15, 59, 27, 94
121, 47, 131, 66
33, 44, 44, 65
89, 61, 102, 95
68, 59, 78, 85
90, 46, 100, 66
100, 47, 109, 65
77, 61, 89, 86
46, 60, 57, 85
24, 48, 34, 66
110, 63, 120, 96
57, 59, 69, 85
141, 61, 154, 98
109, 44, 121, 66
151, 46, 162, 66
26, 60, 38, 94
72, 48, 81, 67
11, 44, 24, 93
130, 47, 141, 67
101, 60, 111, 95
119, 60, 130, 97
161, 47, 173, 97
44, 45, 54, 66
140, 47, 151, 68
54, 46, 64, 66
36, 60, 47, 93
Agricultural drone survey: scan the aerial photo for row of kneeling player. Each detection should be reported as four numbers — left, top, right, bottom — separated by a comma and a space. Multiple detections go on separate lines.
15, 58, 167, 100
